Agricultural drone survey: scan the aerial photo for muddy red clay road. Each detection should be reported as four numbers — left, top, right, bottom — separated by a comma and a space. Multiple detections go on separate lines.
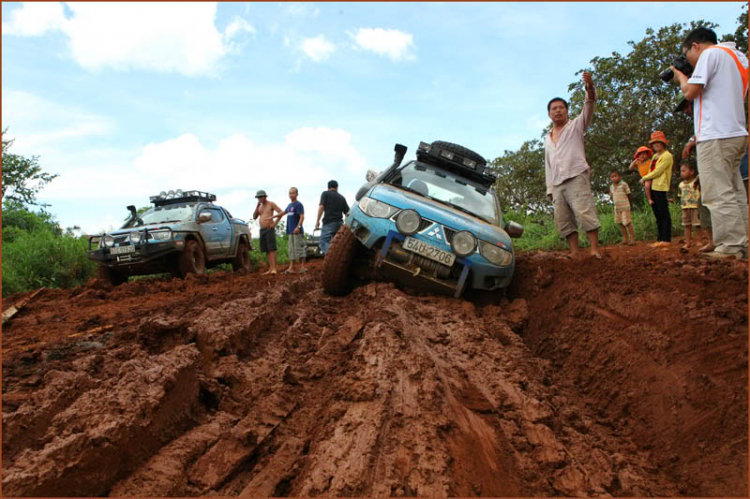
2, 243, 747, 497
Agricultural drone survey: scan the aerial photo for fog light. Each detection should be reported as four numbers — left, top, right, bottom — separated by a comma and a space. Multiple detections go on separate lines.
104, 234, 115, 247
450, 231, 476, 257
395, 209, 421, 235
129, 231, 142, 244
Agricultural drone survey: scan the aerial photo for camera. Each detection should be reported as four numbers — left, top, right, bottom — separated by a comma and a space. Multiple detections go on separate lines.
660, 54, 693, 82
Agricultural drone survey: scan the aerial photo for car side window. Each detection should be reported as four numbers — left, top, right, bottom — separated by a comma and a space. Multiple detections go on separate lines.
209, 208, 225, 223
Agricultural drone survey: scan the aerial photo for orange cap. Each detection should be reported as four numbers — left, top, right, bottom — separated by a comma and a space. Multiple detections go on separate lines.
633, 146, 653, 159
648, 131, 669, 146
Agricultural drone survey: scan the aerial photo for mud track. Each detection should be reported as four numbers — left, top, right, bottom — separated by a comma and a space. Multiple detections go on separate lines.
2, 243, 747, 496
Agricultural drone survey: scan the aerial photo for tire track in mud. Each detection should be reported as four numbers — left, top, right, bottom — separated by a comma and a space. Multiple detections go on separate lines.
2, 245, 746, 497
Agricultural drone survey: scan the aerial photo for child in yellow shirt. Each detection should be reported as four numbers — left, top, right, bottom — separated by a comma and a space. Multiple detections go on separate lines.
628, 146, 654, 205
677, 163, 702, 252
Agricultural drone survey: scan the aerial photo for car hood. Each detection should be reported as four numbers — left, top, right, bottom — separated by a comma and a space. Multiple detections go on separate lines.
368, 184, 511, 245
111, 222, 188, 236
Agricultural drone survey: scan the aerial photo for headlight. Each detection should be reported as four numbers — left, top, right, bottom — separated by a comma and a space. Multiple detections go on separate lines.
479, 240, 513, 266
150, 229, 173, 241
395, 209, 421, 235
129, 231, 142, 244
358, 196, 399, 218
450, 231, 476, 257
103, 234, 115, 247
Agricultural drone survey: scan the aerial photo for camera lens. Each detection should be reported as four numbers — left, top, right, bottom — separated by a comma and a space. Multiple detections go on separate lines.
659, 68, 674, 83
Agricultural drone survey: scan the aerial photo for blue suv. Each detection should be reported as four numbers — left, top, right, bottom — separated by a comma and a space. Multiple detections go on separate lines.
322, 140, 524, 298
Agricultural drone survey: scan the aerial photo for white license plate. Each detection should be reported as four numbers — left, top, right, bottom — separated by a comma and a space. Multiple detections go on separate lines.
403, 236, 455, 266
111, 245, 135, 255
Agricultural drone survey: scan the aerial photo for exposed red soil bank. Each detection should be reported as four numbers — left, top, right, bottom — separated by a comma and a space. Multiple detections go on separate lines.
2, 242, 747, 496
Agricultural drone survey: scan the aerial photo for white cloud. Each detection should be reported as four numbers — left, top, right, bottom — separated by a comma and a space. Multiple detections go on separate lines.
526, 115, 550, 132
1, 2, 66, 36
348, 28, 415, 61
300, 35, 336, 62
284, 3, 320, 18
1, 90, 115, 150
224, 16, 256, 41
2, 2, 256, 77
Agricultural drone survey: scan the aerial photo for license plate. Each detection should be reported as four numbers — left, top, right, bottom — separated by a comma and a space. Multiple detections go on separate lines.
403, 236, 455, 266
111, 245, 135, 255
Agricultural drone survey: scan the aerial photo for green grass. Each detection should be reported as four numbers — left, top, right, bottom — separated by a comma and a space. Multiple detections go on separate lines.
505, 199, 685, 252
2, 229, 97, 296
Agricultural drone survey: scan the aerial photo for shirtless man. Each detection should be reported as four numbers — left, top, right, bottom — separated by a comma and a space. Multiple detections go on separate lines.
253, 190, 283, 275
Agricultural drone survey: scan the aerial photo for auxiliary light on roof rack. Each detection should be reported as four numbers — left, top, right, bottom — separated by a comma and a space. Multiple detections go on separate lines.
150, 190, 217, 206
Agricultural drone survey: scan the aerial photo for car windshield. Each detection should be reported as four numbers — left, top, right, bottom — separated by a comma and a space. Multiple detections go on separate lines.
388, 162, 499, 224
123, 204, 195, 228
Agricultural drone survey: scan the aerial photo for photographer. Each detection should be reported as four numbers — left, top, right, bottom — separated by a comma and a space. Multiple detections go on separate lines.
672, 27, 748, 259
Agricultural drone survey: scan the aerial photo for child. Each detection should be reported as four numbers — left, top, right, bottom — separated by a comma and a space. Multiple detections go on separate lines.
629, 146, 654, 205
609, 171, 636, 245
677, 163, 702, 252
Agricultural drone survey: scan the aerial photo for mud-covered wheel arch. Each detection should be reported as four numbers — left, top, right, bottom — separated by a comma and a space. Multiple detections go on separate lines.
179, 239, 206, 277
419, 140, 487, 168
232, 238, 251, 272
321, 225, 358, 296
98, 263, 127, 286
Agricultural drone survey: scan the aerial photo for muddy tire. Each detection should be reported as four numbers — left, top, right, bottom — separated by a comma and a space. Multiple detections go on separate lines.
231, 239, 251, 272
98, 264, 127, 286
322, 225, 358, 296
179, 240, 206, 277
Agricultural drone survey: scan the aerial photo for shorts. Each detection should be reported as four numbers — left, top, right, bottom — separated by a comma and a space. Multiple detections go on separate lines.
681, 207, 701, 227
551, 174, 601, 238
614, 209, 631, 225
259, 228, 277, 253
288, 233, 305, 261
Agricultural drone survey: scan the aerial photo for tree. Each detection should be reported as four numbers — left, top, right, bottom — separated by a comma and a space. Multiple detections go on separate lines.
2, 129, 58, 206
489, 19, 729, 212
721, 6, 748, 53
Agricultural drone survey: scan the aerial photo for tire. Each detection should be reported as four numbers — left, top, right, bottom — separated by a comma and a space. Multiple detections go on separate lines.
179, 239, 206, 277
322, 225, 358, 296
98, 264, 127, 286
419, 140, 486, 167
232, 239, 251, 272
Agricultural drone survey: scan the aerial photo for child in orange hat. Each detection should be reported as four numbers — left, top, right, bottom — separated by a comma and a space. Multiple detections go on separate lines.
640, 131, 674, 246
629, 145, 654, 205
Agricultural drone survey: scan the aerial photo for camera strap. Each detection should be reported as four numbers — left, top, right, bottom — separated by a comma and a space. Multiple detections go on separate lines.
697, 46, 748, 141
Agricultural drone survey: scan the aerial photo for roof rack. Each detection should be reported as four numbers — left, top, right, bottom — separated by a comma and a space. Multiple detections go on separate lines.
150, 190, 217, 206
416, 142, 497, 188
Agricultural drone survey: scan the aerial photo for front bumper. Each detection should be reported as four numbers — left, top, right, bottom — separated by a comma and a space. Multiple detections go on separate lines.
346, 205, 515, 295
88, 239, 183, 275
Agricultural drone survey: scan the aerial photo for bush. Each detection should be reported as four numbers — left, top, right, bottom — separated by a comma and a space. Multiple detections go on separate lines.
2, 228, 95, 296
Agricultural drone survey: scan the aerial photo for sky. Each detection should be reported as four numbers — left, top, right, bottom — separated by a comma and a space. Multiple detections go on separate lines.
2, 1, 745, 235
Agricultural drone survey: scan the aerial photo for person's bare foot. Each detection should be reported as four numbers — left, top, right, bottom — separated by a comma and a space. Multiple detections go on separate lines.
263, 269, 277, 275
628, 240, 637, 246
698, 243, 715, 253
590, 249, 602, 259
619, 240, 629, 246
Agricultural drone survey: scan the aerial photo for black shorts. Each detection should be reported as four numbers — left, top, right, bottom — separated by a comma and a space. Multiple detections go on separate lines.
259, 228, 277, 253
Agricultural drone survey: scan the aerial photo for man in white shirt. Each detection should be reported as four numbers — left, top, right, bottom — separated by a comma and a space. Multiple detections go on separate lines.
544, 71, 602, 259
673, 27, 749, 259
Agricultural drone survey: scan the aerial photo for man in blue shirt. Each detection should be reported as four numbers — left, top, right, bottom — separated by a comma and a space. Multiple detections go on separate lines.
275, 187, 307, 273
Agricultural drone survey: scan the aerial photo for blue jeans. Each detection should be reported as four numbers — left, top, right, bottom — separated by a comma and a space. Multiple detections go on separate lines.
319, 221, 342, 255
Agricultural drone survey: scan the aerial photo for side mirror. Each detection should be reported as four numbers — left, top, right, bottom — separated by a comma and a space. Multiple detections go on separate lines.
505, 221, 524, 238
198, 212, 212, 223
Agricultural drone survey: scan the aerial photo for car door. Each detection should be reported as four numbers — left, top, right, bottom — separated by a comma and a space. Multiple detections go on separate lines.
196, 206, 228, 258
